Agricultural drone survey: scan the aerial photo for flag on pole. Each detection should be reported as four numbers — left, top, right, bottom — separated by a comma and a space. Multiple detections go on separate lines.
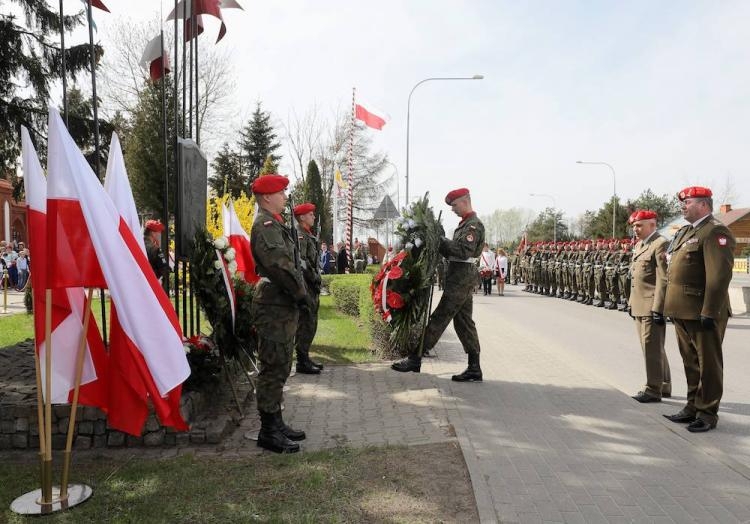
139, 35, 171, 82
104, 133, 146, 255
167, 0, 230, 43
355, 103, 388, 130
21, 127, 109, 408
224, 200, 259, 284
46, 108, 190, 435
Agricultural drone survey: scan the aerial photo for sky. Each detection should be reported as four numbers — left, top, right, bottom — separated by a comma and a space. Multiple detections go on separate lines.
59, 0, 750, 231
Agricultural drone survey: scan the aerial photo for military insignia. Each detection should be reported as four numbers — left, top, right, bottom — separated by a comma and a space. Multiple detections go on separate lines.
466, 234, 474, 242
717, 235, 728, 246
263, 220, 273, 226
687, 238, 698, 244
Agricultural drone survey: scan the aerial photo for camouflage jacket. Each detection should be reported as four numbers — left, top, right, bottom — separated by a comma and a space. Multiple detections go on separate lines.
298, 225, 322, 293
439, 213, 485, 286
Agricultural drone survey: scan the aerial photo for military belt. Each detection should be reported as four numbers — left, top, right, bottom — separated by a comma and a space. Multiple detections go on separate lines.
449, 257, 478, 263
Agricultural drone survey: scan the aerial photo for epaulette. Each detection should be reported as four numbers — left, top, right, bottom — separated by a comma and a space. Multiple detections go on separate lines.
263, 220, 273, 226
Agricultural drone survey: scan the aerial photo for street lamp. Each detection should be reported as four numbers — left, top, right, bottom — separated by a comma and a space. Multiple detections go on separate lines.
529, 193, 557, 243
576, 160, 617, 238
383, 160, 400, 248
406, 74, 484, 204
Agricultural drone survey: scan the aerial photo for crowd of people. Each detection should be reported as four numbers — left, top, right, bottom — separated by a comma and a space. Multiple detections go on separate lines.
1, 239, 30, 291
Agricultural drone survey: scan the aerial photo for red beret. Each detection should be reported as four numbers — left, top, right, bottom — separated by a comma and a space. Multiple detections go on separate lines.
620, 238, 632, 244
445, 188, 470, 205
631, 210, 657, 222
145, 219, 165, 233
251, 174, 289, 195
678, 186, 712, 201
293, 203, 316, 216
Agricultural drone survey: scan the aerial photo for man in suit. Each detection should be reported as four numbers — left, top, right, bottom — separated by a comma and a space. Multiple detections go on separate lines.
628, 210, 671, 403
663, 186, 736, 433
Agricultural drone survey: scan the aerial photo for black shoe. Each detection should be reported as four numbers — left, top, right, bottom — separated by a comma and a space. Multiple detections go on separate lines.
310, 359, 324, 370
663, 408, 696, 424
276, 412, 306, 441
391, 355, 421, 373
296, 360, 321, 374
452, 354, 482, 382
632, 391, 661, 403
605, 303, 617, 310
257, 412, 300, 453
687, 418, 716, 433
595, 300, 605, 307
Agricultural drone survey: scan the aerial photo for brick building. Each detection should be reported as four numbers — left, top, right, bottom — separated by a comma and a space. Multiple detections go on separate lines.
0, 179, 26, 245
716, 204, 750, 256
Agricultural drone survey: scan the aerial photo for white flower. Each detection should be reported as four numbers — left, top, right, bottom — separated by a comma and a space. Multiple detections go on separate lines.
407, 219, 416, 229
213, 237, 228, 249
414, 238, 423, 248
214, 260, 224, 270
405, 242, 414, 251
225, 248, 236, 261
228, 261, 238, 274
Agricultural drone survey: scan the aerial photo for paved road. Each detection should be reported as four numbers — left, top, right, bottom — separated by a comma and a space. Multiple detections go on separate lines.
426, 284, 750, 523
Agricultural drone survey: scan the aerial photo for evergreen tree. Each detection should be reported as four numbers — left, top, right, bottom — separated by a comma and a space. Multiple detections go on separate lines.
303, 160, 324, 231
0, 0, 100, 175
208, 142, 245, 198
238, 102, 281, 186
65, 85, 113, 174
125, 75, 178, 219
626, 189, 680, 227
582, 198, 632, 238
258, 154, 278, 176
526, 208, 569, 242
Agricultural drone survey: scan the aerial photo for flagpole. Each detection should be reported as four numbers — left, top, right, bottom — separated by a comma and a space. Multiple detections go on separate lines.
160, 29, 170, 295
59, 0, 68, 126
181, 3, 187, 138
193, 0, 199, 146
85, 0, 108, 345
174, 0, 180, 306
345, 87, 355, 272
42, 289, 53, 504
59, 288, 94, 499
188, 0, 193, 138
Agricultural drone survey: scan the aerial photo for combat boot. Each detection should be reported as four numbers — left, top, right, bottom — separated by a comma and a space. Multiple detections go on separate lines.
391, 355, 421, 372
276, 411, 306, 441
257, 411, 300, 453
452, 354, 483, 382
296, 359, 321, 374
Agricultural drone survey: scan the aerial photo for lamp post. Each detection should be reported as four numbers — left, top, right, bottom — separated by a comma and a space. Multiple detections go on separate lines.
406, 74, 484, 204
529, 193, 557, 243
576, 160, 617, 238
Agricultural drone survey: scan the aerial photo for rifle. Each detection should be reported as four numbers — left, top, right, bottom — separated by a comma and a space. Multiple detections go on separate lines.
288, 195, 301, 272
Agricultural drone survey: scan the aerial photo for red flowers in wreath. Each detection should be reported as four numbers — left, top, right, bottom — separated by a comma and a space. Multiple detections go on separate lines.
371, 249, 410, 322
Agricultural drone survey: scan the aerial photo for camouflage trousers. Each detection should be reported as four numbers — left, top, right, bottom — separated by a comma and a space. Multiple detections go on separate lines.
256, 336, 294, 413
421, 275, 480, 356
295, 293, 320, 362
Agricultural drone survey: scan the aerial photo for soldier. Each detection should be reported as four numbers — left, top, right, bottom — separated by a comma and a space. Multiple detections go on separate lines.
663, 186, 736, 432
144, 219, 169, 282
581, 241, 594, 304
593, 240, 607, 307
293, 203, 325, 375
617, 238, 633, 311
532, 243, 543, 293
628, 210, 672, 403
604, 239, 620, 310
522, 244, 533, 291
392, 188, 485, 382
250, 174, 309, 453
573, 241, 585, 301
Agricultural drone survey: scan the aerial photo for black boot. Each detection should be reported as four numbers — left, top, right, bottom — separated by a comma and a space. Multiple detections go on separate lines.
391, 355, 421, 372
257, 411, 300, 453
276, 411, 306, 441
296, 359, 321, 374
452, 354, 483, 382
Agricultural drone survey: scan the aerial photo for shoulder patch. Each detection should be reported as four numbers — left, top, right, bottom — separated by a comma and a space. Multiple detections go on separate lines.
263, 220, 273, 226
717, 235, 728, 246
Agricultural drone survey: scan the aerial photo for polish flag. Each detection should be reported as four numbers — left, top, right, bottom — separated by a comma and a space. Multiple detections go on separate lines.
355, 103, 387, 130
46, 108, 190, 435
225, 200, 259, 284
168, 0, 228, 42
139, 35, 170, 82
21, 127, 109, 408
104, 132, 146, 255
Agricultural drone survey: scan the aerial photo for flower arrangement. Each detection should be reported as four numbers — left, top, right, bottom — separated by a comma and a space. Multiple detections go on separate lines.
371, 194, 443, 351
182, 334, 222, 391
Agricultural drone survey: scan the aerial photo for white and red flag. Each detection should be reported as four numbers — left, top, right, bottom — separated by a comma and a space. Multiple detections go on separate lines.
104, 132, 146, 254
46, 108, 190, 436
21, 127, 109, 408
139, 35, 171, 82
167, 0, 242, 43
224, 199, 259, 284
355, 102, 388, 130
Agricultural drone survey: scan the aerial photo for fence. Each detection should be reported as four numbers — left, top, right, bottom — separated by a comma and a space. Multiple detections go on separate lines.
734, 258, 749, 273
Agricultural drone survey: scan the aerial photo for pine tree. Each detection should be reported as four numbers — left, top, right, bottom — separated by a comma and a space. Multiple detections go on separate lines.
125, 75, 178, 219
303, 159, 325, 232
238, 102, 281, 185
208, 142, 245, 198
0, 0, 101, 175
65, 85, 113, 174
258, 154, 278, 177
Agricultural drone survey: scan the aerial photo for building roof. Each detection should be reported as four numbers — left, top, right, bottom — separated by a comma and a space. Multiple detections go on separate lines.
715, 208, 750, 227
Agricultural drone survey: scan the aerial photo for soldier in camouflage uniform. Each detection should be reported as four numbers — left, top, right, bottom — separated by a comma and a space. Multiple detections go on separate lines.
522, 245, 533, 291
617, 238, 633, 311
392, 188, 485, 382
592, 240, 606, 307
250, 174, 309, 453
604, 239, 621, 309
580, 242, 593, 304
293, 203, 324, 375
532, 243, 543, 293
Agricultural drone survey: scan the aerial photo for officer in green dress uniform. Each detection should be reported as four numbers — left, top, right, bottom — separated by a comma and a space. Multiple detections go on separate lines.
663, 186, 736, 432
392, 188, 485, 382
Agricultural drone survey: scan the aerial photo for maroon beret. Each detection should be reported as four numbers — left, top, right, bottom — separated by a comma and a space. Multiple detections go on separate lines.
293, 203, 316, 216
632, 210, 658, 222
678, 186, 712, 201
445, 188, 470, 205
251, 174, 289, 195
145, 219, 165, 233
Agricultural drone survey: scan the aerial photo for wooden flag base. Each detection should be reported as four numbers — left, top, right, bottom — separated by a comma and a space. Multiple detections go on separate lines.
10, 484, 92, 515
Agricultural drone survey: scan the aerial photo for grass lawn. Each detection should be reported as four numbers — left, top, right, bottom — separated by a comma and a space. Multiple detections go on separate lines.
1, 443, 477, 523
309, 294, 377, 365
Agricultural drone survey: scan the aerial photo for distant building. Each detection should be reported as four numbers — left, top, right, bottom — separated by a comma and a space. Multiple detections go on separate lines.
657, 204, 749, 256
0, 179, 26, 245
